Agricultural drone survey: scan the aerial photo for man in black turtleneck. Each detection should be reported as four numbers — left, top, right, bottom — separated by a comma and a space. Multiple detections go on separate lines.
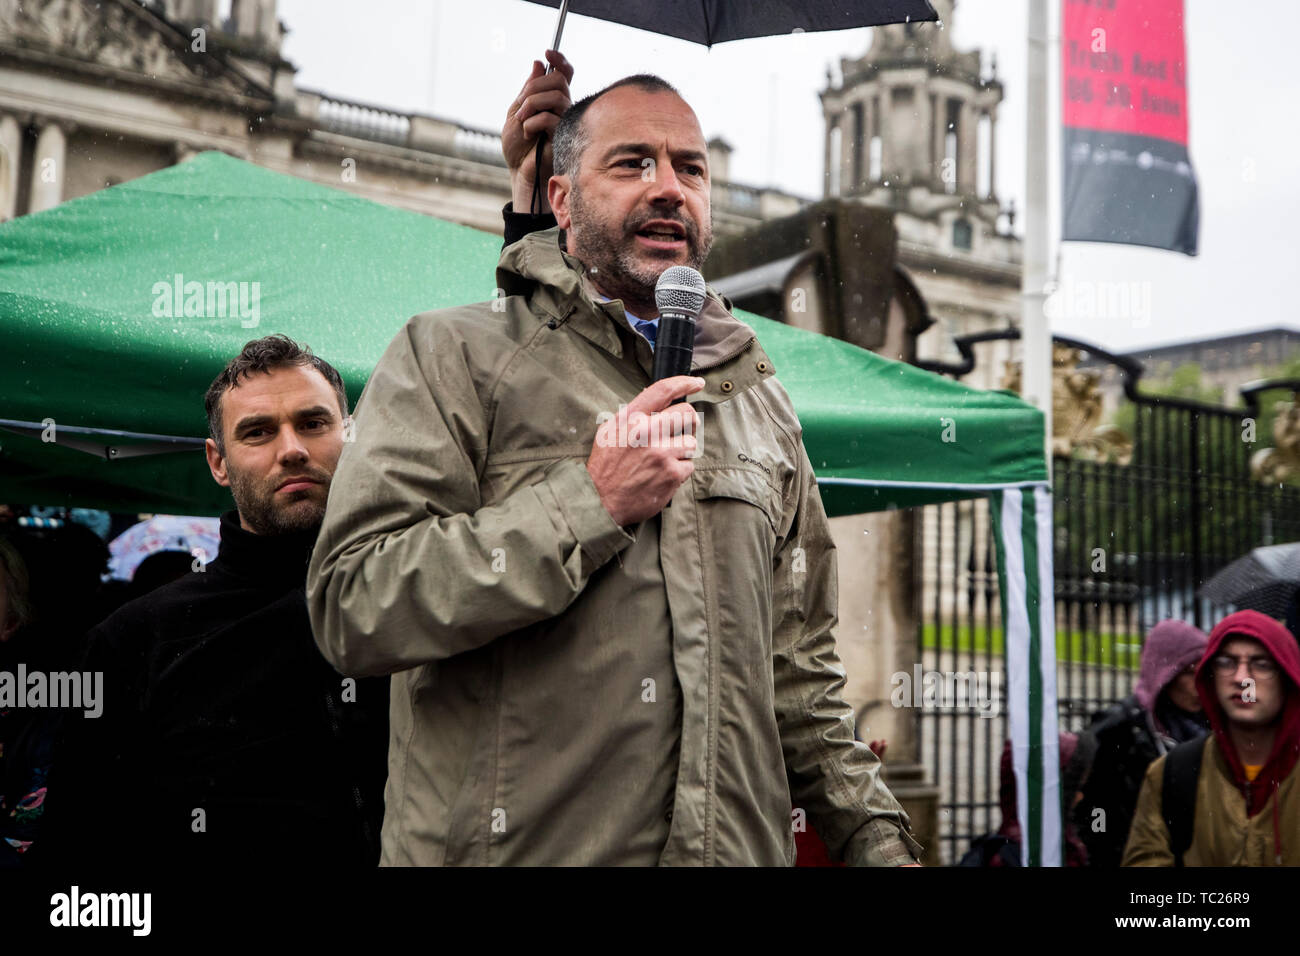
45, 336, 387, 867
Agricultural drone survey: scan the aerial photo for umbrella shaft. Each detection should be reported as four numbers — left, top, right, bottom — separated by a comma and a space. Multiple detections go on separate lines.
546, 0, 569, 72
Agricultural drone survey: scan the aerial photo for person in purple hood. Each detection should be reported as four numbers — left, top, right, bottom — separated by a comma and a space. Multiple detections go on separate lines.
1075, 619, 1211, 866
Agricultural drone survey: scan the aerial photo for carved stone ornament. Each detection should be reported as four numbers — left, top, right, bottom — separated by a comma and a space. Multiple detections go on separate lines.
0, 0, 230, 90
1251, 393, 1300, 485
1002, 343, 1133, 464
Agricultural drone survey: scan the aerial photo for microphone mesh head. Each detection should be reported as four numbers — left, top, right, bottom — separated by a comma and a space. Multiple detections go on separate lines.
654, 266, 707, 321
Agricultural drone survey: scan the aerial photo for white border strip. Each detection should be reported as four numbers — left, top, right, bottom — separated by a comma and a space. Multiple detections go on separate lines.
816, 477, 1049, 492
998, 489, 1032, 867
1035, 485, 1062, 867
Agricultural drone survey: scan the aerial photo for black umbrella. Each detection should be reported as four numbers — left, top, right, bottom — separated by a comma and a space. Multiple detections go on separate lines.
1199, 542, 1300, 622
524, 0, 939, 47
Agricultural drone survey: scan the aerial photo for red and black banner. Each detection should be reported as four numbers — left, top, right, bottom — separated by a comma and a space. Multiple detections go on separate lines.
1061, 0, 1199, 255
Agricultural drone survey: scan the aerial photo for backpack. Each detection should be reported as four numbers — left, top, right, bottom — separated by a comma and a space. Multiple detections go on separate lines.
1160, 738, 1205, 867
956, 833, 1021, 867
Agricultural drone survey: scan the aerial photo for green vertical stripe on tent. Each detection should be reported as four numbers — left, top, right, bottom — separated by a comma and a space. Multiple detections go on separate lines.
1020, 486, 1043, 867
989, 493, 1010, 664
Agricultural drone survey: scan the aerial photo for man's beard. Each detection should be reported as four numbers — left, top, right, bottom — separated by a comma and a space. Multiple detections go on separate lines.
227, 462, 329, 536
569, 186, 712, 307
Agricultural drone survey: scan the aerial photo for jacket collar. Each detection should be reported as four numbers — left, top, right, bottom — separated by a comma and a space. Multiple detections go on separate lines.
213, 509, 317, 587
497, 228, 776, 400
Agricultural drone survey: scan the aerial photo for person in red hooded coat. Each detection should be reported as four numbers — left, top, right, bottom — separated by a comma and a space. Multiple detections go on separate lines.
1123, 610, 1300, 866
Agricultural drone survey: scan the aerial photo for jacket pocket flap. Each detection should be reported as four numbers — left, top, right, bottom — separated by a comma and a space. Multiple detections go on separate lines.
691, 466, 781, 534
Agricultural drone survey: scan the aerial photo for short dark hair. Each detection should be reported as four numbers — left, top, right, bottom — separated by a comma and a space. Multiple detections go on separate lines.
204, 334, 348, 454
0, 534, 33, 633
552, 74, 682, 179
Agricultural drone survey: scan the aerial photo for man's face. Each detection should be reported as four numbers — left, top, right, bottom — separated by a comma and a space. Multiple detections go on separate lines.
204, 365, 345, 535
1212, 637, 1286, 729
1166, 667, 1201, 712
0, 565, 14, 642
550, 86, 713, 306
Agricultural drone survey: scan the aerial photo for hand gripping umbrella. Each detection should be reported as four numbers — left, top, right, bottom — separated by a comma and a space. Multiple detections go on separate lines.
521, 0, 939, 212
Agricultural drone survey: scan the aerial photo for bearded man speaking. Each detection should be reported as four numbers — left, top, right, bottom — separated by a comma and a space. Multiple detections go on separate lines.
307, 75, 922, 866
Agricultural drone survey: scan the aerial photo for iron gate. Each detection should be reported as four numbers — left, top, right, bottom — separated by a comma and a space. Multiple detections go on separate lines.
915, 333, 1300, 863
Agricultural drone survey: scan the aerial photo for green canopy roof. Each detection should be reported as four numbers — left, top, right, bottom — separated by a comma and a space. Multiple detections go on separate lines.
0, 152, 1046, 517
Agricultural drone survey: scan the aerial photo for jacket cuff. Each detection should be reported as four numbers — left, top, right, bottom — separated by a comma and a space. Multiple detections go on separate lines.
842, 819, 924, 867
503, 202, 557, 248
541, 457, 634, 575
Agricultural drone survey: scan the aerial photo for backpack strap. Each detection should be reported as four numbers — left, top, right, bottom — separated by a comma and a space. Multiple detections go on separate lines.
1161, 738, 1205, 867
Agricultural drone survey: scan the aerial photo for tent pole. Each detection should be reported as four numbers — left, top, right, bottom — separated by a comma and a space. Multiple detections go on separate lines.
1023, 0, 1053, 473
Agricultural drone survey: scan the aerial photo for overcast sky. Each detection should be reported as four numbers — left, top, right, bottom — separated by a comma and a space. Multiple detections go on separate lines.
275, 0, 1300, 354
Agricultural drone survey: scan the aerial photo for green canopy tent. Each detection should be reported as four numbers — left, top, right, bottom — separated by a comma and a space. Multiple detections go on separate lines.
0, 152, 1059, 864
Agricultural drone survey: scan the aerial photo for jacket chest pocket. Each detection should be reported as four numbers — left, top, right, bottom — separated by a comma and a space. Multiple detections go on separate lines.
689, 465, 781, 670
691, 466, 781, 538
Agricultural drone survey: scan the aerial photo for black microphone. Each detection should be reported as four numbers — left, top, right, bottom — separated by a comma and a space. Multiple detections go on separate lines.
651, 266, 707, 383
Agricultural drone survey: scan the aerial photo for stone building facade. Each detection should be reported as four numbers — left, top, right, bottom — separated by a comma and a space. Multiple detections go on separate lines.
819, 0, 1023, 390
1083, 325, 1300, 419
0, 0, 805, 232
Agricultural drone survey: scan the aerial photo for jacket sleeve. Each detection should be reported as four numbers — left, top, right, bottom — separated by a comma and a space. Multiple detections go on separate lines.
1121, 756, 1174, 866
306, 316, 634, 677
502, 202, 557, 249
771, 441, 924, 866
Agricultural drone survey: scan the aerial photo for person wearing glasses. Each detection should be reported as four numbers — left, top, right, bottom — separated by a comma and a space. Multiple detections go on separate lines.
1123, 610, 1300, 866
1076, 619, 1210, 867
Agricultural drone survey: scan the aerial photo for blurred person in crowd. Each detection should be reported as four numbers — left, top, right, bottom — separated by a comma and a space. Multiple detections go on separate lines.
307, 71, 920, 867
1077, 619, 1210, 867
0, 521, 111, 867
958, 733, 1094, 867
125, 550, 197, 601
1123, 610, 1300, 865
0, 533, 41, 866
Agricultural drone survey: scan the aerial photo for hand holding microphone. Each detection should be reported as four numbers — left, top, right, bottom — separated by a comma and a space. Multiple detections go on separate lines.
586, 266, 708, 526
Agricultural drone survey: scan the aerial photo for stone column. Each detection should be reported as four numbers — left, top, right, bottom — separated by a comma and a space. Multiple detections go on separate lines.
932, 94, 947, 190
823, 116, 836, 198
876, 85, 890, 183
843, 99, 859, 194
914, 84, 933, 187
959, 100, 978, 195
28, 120, 67, 214
987, 107, 998, 202
0, 113, 22, 221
